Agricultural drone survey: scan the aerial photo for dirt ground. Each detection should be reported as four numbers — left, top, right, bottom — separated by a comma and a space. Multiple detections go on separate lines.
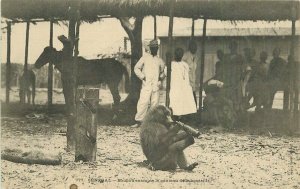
1, 88, 300, 189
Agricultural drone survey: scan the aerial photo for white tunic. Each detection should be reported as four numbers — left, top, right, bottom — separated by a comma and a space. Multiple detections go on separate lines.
169, 61, 197, 116
134, 53, 165, 92
182, 51, 200, 91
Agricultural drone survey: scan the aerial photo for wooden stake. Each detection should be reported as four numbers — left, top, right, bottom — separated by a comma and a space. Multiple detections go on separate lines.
198, 18, 207, 121
75, 88, 98, 162
165, 0, 175, 107
48, 20, 54, 107
6, 22, 11, 104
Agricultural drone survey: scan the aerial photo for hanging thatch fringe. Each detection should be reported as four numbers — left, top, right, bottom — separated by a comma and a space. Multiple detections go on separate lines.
2, 0, 299, 22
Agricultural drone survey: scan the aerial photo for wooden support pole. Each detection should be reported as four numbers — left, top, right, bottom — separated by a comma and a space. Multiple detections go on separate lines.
24, 22, 30, 74
6, 22, 11, 104
290, 19, 296, 110
21, 21, 30, 104
64, 4, 80, 151
165, 0, 175, 108
198, 18, 207, 120
290, 18, 299, 129
48, 20, 54, 107
191, 17, 195, 38
153, 15, 157, 39
75, 20, 80, 55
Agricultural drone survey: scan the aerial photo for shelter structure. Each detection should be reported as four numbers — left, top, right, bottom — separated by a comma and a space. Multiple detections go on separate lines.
2, 0, 300, 158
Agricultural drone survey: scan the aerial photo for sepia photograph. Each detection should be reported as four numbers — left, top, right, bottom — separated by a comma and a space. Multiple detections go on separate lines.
1, 0, 300, 188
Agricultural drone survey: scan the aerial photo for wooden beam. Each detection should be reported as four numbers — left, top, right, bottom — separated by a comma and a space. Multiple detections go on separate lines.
198, 18, 207, 120
153, 15, 157, 39
8, 15, 112, 24
165, 0, 175, 108
48, 19, 54, 107
5, 22, 11, 104
10, 18, 62, 23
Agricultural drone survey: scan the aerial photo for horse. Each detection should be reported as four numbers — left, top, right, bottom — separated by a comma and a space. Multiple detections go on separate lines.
19, 70, 36, 105
34, 46, 129, 106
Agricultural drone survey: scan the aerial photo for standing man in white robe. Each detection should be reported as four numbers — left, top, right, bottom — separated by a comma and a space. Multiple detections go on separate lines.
132, 40, 166, 127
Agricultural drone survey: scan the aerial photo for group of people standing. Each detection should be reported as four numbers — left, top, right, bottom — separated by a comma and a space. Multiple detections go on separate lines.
131, 38, 290, 128
132, 39, 199, 127
203, 41, 290, 127
213, 42, 289, 113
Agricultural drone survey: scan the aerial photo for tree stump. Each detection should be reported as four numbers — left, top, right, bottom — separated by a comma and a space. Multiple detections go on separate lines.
75, 87, 99, 162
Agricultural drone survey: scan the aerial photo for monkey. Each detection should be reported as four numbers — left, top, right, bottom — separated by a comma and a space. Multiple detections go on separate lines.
140, 105, 198, 171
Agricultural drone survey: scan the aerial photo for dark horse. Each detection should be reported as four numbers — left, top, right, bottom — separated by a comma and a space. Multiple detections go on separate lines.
19, 70, 36, 105
34, 46, 129, 106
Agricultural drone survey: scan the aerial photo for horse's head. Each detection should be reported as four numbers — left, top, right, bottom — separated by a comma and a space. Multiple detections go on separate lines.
34, 46, 57, 69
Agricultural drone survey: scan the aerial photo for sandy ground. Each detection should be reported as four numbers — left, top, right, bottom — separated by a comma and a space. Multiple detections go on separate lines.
1, 88, 299, 189
1, 114, 300, 189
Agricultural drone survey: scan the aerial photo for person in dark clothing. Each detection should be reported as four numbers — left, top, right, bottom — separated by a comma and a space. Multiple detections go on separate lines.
215, 49, 224, 80
248, 51, 270, 111
242, 48, 258, 108
222, 41, 244, 112
267, 47, 287, 109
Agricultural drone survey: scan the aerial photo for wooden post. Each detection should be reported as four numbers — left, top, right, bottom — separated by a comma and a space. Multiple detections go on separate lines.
64, 4, 80, 151
48, 20, 54, 107
24, 22, 30, 74
290, 16, 299, 128
21, 21, 30, 104
153, 15, 157, 39
198, 18, 207, 121
75, 88, 98, 162
6, 22, 11, 104
165, 0, 175, 107
75, 19, 80, 57
191, 17, 195, 38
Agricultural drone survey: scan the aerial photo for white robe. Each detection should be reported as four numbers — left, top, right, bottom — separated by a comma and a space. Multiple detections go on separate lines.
169, 61, 197, 116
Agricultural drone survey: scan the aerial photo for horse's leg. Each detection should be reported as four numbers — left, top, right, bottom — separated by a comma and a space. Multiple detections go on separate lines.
107, 82, 121, 120
108, 82, 121, 106
27, 88, 31, 104
32, 73, 36, 105
32, 86, 35, 105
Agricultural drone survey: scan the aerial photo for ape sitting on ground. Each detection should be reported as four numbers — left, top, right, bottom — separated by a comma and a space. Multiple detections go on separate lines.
140, 105, 198, 171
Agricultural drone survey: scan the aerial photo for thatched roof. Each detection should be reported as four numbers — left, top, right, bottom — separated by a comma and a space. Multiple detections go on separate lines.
1, 0, 300, 22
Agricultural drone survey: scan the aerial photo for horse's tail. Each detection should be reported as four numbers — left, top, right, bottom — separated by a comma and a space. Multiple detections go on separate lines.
122, 64, 130, 93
